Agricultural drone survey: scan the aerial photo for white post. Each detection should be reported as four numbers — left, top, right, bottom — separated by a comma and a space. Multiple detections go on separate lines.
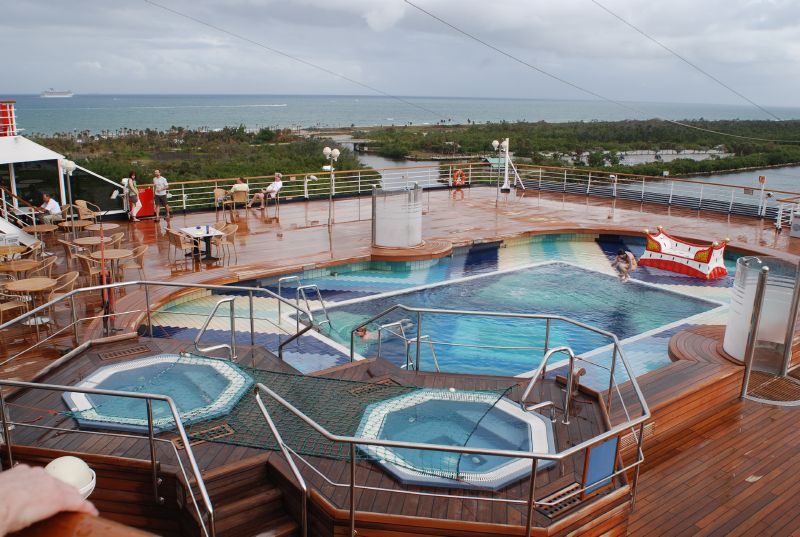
758, 176, 766, 217
304, 176, 309, 199
500, 138, 511, 192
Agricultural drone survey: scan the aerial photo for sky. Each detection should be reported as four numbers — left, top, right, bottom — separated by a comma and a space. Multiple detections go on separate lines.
3, 0, 799, 107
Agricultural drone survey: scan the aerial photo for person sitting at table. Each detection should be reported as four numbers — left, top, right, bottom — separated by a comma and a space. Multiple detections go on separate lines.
37, 192, 63, 224
248, 173, 282, 209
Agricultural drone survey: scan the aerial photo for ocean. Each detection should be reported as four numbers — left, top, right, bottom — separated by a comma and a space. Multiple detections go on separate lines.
10, 94, 800, 136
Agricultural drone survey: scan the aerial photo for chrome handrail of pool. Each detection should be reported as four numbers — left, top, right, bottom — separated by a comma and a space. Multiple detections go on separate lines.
0, 379, 216, 537
254, 339, 650, 537
0, 279, 314, 368
194, 296, 237, 360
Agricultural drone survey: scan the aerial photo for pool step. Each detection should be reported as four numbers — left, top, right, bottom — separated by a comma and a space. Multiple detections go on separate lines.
200, 454, 298, 537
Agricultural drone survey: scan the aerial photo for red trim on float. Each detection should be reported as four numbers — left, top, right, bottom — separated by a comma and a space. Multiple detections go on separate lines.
638, 258, 728, 280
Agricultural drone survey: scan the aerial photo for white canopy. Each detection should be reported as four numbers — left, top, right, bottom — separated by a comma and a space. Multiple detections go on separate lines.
0, 136, 64, 165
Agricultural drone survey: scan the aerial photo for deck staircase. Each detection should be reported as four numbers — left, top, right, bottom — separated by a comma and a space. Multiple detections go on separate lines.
200, 454, 299, 537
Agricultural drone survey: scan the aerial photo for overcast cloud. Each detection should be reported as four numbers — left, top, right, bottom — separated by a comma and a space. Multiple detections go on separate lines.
3, 0, 799, 107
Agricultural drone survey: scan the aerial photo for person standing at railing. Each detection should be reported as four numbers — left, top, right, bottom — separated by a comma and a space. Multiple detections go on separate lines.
248, 172, 282, 209
123, 171, 142, 222
36, 192, 62, 224
152, 169, 170, 221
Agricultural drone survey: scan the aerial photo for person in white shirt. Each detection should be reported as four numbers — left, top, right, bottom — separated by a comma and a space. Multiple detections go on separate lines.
38, 192, 63, 224
229, 177, 249, 195
248, 173, 283, 209
152, 169, 170, 221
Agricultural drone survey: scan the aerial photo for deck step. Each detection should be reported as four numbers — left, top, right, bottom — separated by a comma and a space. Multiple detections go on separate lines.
254, 516, 300, 537
215, 484, 287, 536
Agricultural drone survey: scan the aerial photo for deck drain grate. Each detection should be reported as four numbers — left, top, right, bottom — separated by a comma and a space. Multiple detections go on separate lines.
748, 372, 800, 402
98, 345, 153, 361
348, 377, 401, 397
620, 422, 655, 451
176, 423, 235, 449
536, 483, 582, 518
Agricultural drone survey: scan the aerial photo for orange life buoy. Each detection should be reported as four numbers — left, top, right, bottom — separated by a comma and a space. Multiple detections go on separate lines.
453, 169, 466, 187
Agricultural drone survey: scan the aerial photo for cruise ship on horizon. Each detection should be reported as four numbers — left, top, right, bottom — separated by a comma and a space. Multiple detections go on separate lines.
40, 88, 74, 98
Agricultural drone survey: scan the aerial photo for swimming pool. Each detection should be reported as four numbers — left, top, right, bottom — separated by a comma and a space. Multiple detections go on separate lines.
356, 389, 555, 490
325, 262, 720, 376
63, 354, 254, 433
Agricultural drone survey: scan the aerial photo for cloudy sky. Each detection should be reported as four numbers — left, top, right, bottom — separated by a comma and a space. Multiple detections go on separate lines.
4, 0, 799, 107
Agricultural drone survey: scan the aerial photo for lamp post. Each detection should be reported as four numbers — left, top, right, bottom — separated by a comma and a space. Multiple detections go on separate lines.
60, 159, 77, 239
491, 139, 510, 206
323, 146, 340, 228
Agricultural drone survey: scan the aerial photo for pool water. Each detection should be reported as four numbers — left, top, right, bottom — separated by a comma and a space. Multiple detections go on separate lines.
326, 262, 719, 376
379, 400, 530, 474
86, 363, 230, 421
63, 354, 254, 432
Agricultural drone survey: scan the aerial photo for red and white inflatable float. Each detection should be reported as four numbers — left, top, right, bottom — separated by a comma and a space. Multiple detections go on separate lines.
638, 226, 728, 280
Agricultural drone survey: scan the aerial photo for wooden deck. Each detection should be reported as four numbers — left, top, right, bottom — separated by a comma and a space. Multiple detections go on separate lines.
3, 186, 800, 535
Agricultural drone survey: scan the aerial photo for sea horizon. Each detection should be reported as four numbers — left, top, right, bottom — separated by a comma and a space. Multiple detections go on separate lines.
7, 93, 800, 136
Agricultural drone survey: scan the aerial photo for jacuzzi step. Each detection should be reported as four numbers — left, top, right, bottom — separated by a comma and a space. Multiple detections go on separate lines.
215, 484, 288, 536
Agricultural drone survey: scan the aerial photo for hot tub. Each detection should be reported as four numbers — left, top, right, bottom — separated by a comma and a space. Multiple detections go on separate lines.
63, 353, 253, 433
355, 389, 555, 490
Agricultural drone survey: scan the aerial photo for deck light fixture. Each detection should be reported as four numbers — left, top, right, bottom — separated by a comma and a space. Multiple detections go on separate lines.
60, 159, 78, 238
323, 147, 340, 227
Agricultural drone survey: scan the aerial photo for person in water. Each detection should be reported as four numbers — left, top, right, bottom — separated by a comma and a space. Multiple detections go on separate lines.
612, 248, 637, 282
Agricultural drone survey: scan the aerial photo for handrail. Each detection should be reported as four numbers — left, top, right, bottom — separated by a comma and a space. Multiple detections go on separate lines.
0, 183, 39, 210
254, 372, 649, 536
520, 346, 577, 423
0, 379, 215, 537
0, 280, 312, 369
255, 391, 308, 537
194, 297, 237, 360
297, 284, 330, 328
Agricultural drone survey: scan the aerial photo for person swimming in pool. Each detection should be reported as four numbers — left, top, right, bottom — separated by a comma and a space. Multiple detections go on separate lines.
354, 326, 379, 341
612, 248, 637, 282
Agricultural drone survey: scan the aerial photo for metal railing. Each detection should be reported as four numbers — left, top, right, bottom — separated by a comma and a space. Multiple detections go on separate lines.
0, 379, 215, 537
254, 317, 649, 537
194, 297, 237, 360
296, 284, 330, 328
510, 163, 796, 219
0, 279, 313, 370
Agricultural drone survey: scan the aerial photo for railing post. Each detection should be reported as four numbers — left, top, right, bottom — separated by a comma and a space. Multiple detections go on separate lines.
357, 171, 362, 221
563, 170, 567, 192
144, 283, 154, 338
630, 421, 646, 510
641, 177, 645, 201
70, 294, 79, 343
229, 299, 237, 361
349, 443, 357, 537
698, 184, 704, 209
668, 181, 674, 205
586, 172, 592, 194
563, 351, 575, 425
538, 167, 542, 189
0, 388, 13, 470
248, 290, 255, 349
146, 400, 163, 504
543, 319, 550, 357
415, 311, 422, 373
607, 343, 618, 414
181, 183, 187, 213
729, 190, 735, 213
524, 457, 539, 537
740, 266, 770, 399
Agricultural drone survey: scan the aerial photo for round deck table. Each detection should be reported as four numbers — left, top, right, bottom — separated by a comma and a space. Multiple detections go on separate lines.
85, 223, 120, 232
91, 248, 132, 283
22, 224, 58, 236
0, 259, 41, 279
5, 277, 56, 329
74, 236, 112, 250
0, 245, 27, 260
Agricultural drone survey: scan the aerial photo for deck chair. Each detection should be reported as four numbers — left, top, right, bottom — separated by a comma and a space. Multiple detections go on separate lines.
222, 190, 249, 222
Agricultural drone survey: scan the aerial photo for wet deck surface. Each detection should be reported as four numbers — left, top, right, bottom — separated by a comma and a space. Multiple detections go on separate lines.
2, 187, 800, 535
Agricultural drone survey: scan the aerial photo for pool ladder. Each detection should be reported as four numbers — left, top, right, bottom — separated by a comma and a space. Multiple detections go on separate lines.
376, 319, 440, 373
296, 284, 331, 329
194, 296, 237, 361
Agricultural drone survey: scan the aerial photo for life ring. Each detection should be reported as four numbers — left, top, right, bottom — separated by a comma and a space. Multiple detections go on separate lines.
453, 169, 466, 187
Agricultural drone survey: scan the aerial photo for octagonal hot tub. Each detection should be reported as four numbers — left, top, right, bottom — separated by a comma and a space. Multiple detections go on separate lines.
63, 353, 253, 433
355, 389, 555, 490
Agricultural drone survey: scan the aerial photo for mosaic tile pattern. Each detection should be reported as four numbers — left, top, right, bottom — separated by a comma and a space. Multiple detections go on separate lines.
151, 233, 737, 380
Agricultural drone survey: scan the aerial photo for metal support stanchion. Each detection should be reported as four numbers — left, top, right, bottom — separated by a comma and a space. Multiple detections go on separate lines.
740, 266, 770, 399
